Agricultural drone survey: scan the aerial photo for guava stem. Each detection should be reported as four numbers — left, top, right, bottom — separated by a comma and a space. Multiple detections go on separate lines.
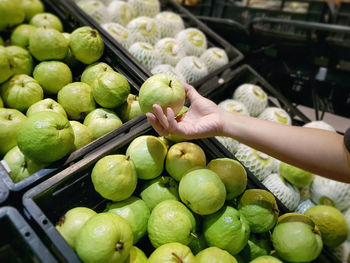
7, 114, 12, 121
126, 156, 130, 161
171, 253, 183, 263
56, 215, 66, 226
169, 80, 172, 88
91, 30, 97, 37
115, 241, 124, 251
190, 232, 198, 239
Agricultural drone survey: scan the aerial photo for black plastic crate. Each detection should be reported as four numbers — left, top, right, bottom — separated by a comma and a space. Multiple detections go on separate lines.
208, 0, 328, 41
0, 206, 57, 263
0, 0, 147, 196
0, 180, 9, 206
62, 0, 244, 88
22, 118, 338, 262
22, 119, 287, 262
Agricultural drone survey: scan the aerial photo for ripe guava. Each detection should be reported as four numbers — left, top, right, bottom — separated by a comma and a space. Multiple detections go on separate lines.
139, 74, 185, 116
105, 196, 150, 243
207, 158, 247, 200
33, 61, 72, 95
91, 154, 137, 201
238, 189, 278, 233
56, 207, 96, 249
203, 205, 250, 255
17, 111, 74, 163
148, 200, 196, 248
140, 176, 180, 210
126, 135, 168, 180
76, 213, 133, 263
179, 168, 226, 215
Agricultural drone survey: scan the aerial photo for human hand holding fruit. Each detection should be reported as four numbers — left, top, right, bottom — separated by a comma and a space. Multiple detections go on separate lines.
146, 82, 224, 140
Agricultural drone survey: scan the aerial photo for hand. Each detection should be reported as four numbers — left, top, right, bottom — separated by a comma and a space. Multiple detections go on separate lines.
146, 82, 224, 139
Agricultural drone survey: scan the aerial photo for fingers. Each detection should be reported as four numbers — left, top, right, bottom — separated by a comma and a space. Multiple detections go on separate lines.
153, 104, 169, 130
146, 113, 169, 136
167, 107, 179, 133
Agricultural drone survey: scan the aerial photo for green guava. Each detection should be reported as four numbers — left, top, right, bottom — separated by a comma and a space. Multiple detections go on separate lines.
5, 46, 33, 75
33, 61, 72, 94
83, 108, 123, 139
238, 189, 278, 233
91, 154, 137, 201
29, 27, 69, 61
147, 242, 196, 263
207, 158, 247, 200
249, 256, 283, 263
10, 24, 36, 48
179, 168, 226, 215
0, 96, 3, 107
0, 0, 25, 31
17, 111, 74, 163
139, 74, 185, 116
21, 0, 44, 21
123, 246, 147, 263
69, 121, 93, 151
26, 98, 67, 118
279, 162, 314, 188
116, 94, 143, 122
166, 142, 206, 182
92, 71, 130, 108
196, 247, 238, 263
0, 46, 12, 84
81, 62, 114, 87
140, 176, 180, 210
57, 82, 96, 120
203, 205, 250, 255
70, 26, 104, 64
126, 135, 168, 180
271, 213, 323, 262
0, 108, 26, 155
76, 213, 133, 263
1, 74, 43, 112
61, 33, 81, 69
148, 200, 196, 248
305, 205, 348, 248
105, 196, 150, 244
55, 207, 96, 249
3, 146, 46, 183
29, 12, 63, 32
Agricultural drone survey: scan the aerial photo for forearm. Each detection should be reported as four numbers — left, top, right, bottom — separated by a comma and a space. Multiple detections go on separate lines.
220, 110, 350, 183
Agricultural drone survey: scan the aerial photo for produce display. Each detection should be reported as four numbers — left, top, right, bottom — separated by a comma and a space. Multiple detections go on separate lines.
74, 0, 230, 83
49, 125, 348, 262
0, 2, 142, 184
0, 0, 349, 263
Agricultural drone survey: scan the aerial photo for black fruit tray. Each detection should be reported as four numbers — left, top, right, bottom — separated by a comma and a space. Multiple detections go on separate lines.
21, 118, 285, 262
0, 206, 57, 263
61, 0, 244, 88
22, 118, 337, 262
0, 0, 147, 197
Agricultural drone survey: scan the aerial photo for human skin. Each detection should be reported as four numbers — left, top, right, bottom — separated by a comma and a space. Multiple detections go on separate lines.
146, 83, 350, 183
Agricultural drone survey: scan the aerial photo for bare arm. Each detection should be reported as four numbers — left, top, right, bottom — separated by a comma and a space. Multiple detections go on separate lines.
220, 111, 350, 183
146, 83, 350, 183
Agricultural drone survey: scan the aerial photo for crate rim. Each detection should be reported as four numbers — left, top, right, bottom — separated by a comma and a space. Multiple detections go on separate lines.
0, 206, 57, 263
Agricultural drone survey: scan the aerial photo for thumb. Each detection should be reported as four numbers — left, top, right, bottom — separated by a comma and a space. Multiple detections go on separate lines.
181, 82, 201, 103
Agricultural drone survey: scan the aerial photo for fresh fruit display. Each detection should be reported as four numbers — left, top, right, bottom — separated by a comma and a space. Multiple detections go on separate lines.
0, 5, 144, 185
75, 0, 229, 83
